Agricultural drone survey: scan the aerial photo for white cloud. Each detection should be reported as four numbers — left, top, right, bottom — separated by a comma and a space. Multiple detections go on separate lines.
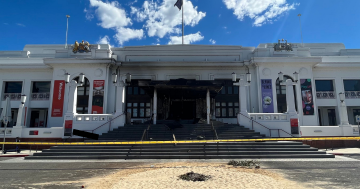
84, 8, 94, 21
89, 0, 144, 45
222, 0, 297, 26
168, 32, 204, 44
131, 0, 206, 38
16, 23, 25, 27
114, 27, 144, 45
209, 39, 216, 44
97, 35, 111, 44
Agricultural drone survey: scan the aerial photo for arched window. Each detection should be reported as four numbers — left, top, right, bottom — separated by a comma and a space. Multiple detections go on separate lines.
276, 75, 297, 113
74, 77, 90, 114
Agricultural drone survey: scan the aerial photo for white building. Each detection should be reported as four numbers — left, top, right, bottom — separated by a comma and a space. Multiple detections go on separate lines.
1, 41, 360, 140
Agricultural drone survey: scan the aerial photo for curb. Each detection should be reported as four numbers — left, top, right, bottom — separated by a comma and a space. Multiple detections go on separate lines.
327, 153, 360, 156
0, 154, 29, 158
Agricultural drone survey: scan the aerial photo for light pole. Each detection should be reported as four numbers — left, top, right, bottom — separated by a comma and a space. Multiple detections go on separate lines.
65, 15, 70, 49
297, 14, 303, 47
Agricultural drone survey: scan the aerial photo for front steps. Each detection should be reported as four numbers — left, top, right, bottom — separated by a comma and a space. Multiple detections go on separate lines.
25, 142, 335, 160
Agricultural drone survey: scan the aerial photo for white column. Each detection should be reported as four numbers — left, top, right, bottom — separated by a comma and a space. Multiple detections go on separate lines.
66, 80, 78, 114
15, 104, 24, 127
153, 88, 157, 125
239, 81, 248, 115
284, 79, 297, 114
115, 81, 125, 116
206, 89, 210, 124
339, 101, 350, 126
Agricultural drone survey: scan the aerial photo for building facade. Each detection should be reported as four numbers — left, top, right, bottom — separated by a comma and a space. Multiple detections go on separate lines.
1, 42, 360, 139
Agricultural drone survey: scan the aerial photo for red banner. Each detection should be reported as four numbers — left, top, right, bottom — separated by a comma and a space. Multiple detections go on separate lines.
92, 80, 105, 114
51, 80, 65, 117
65, 120, 73, 129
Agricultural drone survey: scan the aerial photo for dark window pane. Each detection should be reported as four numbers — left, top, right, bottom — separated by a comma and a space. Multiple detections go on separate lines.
221, 108, 227, 117
127, 87, 133, 95
133, 87, 138, 95
344, 80, 360, 91
140, 108, 145, 117
132, 109, 138, 117
216, 108, 221, 117
315, 80, 334, 91
228, 108, 233, 117
233, 86, 239, 94
145, 108, 151, 117
227, 86, 233, 94
32, 82, 51, 93
5, 82, 22, 93
220, 87, 226, 94
140, 88, 145, 94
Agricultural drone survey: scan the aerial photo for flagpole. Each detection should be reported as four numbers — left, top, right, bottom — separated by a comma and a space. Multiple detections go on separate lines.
182, 1, 184, 45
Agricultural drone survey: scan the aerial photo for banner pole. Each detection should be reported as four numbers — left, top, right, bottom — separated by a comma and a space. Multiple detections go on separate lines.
182, 2, 184, 45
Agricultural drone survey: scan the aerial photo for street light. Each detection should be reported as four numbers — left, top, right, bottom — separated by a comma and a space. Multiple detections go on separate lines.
112, 72, 118, 84
20, 94, 27, 104
232, 72, 236, 82
126, 73, 131, 83
64, 73, 70, 84
293, 72, 299, 82
246, 71, 251, 83
339, 92, 345, 103
278, 72, 284, 82
79, 73, 85, 85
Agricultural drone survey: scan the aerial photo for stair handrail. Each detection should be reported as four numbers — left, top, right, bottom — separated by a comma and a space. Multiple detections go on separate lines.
238, 112, 295, 137
211, 122, 218, 140
90, 112, 125, 133
141, 129, 147, 141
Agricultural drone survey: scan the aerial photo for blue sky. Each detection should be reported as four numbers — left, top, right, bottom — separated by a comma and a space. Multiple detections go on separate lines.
1, 0, 360, 50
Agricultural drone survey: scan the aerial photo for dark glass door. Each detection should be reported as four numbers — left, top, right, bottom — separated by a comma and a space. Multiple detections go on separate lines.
327, 109, 336, 126
353, 109, 360, 124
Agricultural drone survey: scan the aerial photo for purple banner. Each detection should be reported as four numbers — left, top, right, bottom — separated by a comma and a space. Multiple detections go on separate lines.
261, 79, 274, 113
301, 79, 314, 115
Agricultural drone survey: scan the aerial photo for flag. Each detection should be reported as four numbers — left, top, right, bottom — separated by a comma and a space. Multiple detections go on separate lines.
174, 0, 183, 10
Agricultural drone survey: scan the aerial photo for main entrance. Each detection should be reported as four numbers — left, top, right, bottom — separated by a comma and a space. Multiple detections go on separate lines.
169, 100, 196, 120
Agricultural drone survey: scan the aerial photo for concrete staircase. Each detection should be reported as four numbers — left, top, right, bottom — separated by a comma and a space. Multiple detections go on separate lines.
24, 121, 335, 159
25, 142, 334, 159
96, 121, 265, 141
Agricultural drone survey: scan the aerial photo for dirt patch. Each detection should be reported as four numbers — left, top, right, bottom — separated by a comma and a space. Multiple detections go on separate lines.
82, 162, 311, 189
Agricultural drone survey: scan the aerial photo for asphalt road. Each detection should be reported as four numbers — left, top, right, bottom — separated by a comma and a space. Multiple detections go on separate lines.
262, 160, 360, 189
0, 156, 359, 189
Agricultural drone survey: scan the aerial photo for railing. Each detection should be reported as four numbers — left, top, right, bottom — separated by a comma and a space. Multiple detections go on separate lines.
140, 125, 151, 141
89, 112, 125, 133
211, 122, 218, 140
239, 112, 294, 137
31, 93, 50, 101
3, 93, 21, 100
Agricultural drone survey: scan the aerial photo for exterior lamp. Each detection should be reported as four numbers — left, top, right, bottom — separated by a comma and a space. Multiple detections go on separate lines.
278, 72, 284, 82
126, 73, 131, 83
20, 94, 27, 104
293, 71, 299, 82
232, 72, 236, 82
112, 73, 118, 84
339, 92, 345, 103
64, 73, 70, 84
246, 72, 251, 83
79, 73, 85, 85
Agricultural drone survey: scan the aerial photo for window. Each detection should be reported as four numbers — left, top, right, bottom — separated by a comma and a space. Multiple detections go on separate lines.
276, 76, 297, 113
75, 77, 90, 114
215, 102, 238, 118
31, 81, 51, 100
32, 82, 51, 93
127, 102, 151, 118
344, 80, 360, 91
5, 82, 22, 93
315, 80, 334, 91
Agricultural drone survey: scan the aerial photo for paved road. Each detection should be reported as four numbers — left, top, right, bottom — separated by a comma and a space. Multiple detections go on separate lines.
0, 156, 360, 189
262, 160, 360, 189
0, 159, 145, 189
